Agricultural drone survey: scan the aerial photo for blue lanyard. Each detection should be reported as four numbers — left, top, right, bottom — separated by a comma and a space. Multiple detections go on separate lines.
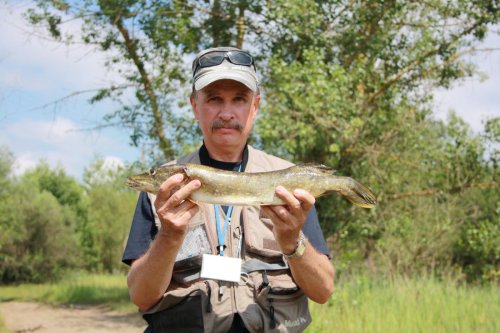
214, 164, 241, 256
214, 204, 233, 256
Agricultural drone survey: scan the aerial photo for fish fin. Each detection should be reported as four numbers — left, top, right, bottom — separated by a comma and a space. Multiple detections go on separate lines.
187, 198, 200, 205
343, 178, 378, 208
294, 163, 337, 174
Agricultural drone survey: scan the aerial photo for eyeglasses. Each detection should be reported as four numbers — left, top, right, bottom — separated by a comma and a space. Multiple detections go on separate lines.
192, 50, 255, 75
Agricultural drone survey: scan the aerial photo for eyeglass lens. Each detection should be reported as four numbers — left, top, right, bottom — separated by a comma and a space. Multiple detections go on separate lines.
197, 51, 253, 69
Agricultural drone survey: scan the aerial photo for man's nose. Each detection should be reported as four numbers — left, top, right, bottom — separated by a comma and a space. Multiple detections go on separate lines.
218, 103, 234, 120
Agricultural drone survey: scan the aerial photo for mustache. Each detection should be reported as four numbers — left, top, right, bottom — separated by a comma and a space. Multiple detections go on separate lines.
211, 119, 244, 132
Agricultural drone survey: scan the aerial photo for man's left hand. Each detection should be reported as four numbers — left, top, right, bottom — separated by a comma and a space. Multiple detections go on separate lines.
261, 186, 315, 254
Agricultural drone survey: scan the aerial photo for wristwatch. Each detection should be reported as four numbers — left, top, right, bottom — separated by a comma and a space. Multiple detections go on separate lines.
284, 234, 307, 259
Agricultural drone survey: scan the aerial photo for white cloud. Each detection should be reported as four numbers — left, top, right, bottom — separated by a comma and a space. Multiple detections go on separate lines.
11, 152, 38, 176
0, 3, 139, 179
433, 33, 500, 133
8, 117, 79, 144
0, 117, 134, 179
102, 156, 125, 170
0, 2, 123, 96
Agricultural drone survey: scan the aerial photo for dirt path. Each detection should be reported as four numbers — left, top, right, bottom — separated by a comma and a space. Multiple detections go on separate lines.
0, 301, 147, 333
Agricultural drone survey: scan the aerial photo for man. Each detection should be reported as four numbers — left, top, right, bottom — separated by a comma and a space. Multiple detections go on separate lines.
122, 46, 334, 333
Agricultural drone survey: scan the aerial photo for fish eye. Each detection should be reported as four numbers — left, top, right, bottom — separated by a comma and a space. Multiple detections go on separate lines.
150, 168, 156, 176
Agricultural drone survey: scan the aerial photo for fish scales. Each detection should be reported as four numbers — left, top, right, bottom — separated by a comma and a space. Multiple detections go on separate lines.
126, 163, 377, 208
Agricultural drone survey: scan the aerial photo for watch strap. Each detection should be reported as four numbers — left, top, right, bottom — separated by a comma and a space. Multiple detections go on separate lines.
283, 234, 307, 259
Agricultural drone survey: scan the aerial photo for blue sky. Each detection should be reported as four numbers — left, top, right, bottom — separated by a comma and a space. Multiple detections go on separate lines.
1, 2, 499, 179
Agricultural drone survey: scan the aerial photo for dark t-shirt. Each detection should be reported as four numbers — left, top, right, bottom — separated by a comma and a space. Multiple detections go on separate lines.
122, 192, 329, 265
122, 145, 330, 265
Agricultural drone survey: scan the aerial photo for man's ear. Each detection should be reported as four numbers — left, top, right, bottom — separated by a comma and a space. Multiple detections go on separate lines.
251, 93, 261, 119
190, 93, 199, 120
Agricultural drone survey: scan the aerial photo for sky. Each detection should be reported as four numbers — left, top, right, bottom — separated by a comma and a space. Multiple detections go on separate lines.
0, 2, 499, 180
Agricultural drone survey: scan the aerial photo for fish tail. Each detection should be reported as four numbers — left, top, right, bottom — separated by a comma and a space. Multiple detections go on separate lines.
341, 177, 378, 208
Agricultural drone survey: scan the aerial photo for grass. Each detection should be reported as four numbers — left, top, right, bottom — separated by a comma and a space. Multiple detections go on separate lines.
0, 273, 498, 332
0, 272, 135, 313
0, 316, 11, 333
306, 275, 499, 333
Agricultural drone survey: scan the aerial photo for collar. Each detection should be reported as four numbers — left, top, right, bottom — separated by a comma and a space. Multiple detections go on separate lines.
199, 142, 249, 171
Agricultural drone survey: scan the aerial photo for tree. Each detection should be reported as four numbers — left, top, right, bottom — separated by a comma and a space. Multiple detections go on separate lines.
0, 159, 82, 283
82, 157, 138, 272
0, 146, 14, 195
25, 0, 260, 163
23, 0, 499, 280
253, 0, 498, 279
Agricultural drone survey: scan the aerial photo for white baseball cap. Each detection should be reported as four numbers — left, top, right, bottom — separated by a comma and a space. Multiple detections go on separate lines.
192, 47, 258, 92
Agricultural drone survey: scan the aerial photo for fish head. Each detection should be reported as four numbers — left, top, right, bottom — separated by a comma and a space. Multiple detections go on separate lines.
126, 164, 188, 194
126, 170, 159, 193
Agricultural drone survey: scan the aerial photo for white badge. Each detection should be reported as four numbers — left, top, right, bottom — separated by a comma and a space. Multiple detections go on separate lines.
200, 254, 242, 283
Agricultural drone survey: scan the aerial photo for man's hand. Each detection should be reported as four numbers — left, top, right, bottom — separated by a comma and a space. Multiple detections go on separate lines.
128, 174, 201, 311
261, 186, 315, 254
154, 173, 201, 237
262, 186, 334, 304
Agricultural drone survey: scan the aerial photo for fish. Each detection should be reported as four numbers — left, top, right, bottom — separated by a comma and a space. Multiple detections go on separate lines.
126, 163, 377, 208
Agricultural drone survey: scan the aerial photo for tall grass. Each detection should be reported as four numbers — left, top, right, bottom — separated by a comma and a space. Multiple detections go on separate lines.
306, 275, 499, 333
0, 272, 135, 313
1, 273, 498, 332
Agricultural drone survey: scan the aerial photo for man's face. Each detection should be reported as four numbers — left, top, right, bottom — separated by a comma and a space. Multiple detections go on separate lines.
190, 80, 260, 155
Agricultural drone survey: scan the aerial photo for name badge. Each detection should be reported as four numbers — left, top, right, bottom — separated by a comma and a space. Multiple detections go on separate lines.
200, 254, 242, 283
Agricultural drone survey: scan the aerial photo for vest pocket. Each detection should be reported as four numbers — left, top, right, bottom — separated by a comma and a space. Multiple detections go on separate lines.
243, 207, 283, 259
143, 293, 204, 332
142, 280, 221, 332
251, 271, 312, 332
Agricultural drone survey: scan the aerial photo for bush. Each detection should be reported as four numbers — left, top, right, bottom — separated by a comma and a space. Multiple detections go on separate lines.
0, 181, 80, 283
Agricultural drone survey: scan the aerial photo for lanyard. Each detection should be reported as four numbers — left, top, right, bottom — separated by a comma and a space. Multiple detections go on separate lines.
214, 204, 233, 256
214, 164, 241, 256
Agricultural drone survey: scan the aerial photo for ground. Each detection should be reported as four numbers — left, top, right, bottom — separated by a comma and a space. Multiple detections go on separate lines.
0, 302, 147, 333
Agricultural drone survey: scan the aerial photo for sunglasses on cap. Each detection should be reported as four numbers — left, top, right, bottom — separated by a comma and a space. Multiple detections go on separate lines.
192, 50, 255, 76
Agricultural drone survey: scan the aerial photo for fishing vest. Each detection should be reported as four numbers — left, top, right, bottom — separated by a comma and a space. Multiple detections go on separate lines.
143, 146, 312, 333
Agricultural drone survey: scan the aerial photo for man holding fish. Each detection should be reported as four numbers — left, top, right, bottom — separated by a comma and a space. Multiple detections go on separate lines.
123, 47, 336, 332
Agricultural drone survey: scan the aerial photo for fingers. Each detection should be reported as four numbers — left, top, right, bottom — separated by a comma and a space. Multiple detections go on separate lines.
275, 186, 315, 216
261, 205, 282, 223
261, 202, 302, 255
154, 174, 201, 211
263, 204, 293, 225
292, 189, 315, 212
153, 173, 201, 234
165, 178, 201, 210
154, 174, 184, 211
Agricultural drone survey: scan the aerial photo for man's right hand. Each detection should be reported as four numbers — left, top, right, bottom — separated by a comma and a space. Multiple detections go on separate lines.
153, 173, 201, 237
128, 174, 201, 311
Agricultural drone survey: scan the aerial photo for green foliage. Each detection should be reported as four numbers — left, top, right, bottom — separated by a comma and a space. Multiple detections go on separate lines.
0, 151, 138, 283
82, 158, 138, 272
454, 195, 500, 283
21, 1, 500, 282
255, 1, 499, 282
307, 275, 500, 332
23, 162, 88, 219
0, 146, 13, 183
0, 172, 81, 283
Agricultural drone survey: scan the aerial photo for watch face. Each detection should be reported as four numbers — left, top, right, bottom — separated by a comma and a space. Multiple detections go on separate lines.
286, 236, 307, 259
297, 240, 306, 256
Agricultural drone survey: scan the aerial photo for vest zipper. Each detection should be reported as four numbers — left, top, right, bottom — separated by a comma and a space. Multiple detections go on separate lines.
269, 298, 276, 329
229, 207, 237, 314
261, 270, 276, 329
258, 270, 269, 293
204, 281, 212, 313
